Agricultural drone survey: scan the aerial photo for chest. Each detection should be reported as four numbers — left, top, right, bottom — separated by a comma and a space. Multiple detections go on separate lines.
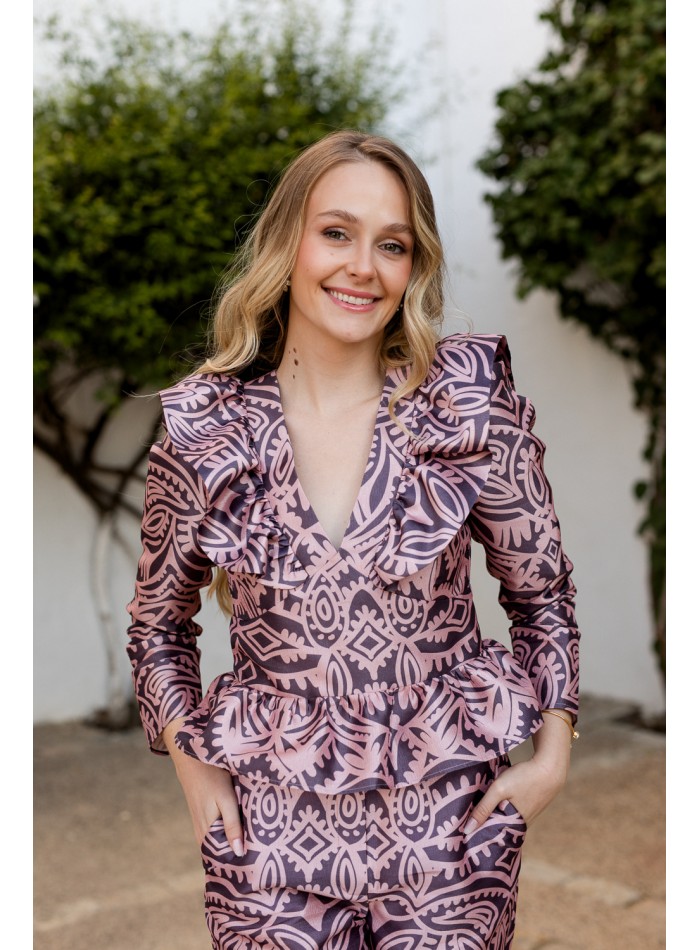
243, 370, 409, 561
231, 368, 483, 596
282, 399, 381, 552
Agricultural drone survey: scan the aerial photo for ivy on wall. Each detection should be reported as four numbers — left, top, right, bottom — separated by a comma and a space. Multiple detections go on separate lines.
477, 0, 665, 676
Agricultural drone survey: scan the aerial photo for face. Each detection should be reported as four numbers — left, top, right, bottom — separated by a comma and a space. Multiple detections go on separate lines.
288, 160, 414, 348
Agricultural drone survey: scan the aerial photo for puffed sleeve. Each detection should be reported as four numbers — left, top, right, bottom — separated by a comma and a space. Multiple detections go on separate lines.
467, 337, 580, 722
126, 432, 213, 753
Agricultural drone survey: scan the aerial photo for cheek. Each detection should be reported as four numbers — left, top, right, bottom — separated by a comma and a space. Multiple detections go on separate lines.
295, 247, 338, 285
393, 260, 412, 294
291, 261, 319, 298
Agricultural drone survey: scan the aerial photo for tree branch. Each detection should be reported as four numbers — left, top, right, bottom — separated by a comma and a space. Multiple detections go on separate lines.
34, 427, 114, 515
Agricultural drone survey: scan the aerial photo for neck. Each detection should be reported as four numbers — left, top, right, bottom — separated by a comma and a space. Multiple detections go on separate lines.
276, 327, 385, 413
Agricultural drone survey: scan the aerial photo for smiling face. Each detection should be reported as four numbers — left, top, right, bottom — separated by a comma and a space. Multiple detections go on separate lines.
288, 160, 414, 349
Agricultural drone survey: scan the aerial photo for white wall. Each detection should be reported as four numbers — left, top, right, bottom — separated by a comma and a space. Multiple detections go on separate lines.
33, 0, 665, 721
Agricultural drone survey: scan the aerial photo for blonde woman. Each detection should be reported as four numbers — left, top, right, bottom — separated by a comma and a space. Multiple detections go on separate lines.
127, 130, 579, 949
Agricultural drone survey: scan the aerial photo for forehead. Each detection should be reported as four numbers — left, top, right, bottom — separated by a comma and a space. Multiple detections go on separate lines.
307, 160, 410, 218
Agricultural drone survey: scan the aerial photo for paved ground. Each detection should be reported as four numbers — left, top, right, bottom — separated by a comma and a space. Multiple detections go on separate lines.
34, 695, 664, 949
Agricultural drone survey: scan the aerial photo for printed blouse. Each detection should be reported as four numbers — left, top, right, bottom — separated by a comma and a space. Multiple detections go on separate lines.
126, 333, 580, 793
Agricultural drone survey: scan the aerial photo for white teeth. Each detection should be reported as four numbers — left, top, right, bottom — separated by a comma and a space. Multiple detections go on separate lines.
328, 290, 375, 305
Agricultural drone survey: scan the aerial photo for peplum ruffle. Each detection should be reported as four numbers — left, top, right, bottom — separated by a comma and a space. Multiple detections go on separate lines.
159, 374, 307, 588
174, 638, 544, 794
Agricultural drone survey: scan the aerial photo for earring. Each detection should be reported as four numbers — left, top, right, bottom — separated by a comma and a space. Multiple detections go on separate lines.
283, 277, 290, 292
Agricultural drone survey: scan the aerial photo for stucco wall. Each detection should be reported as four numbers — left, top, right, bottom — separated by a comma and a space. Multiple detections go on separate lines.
33, 0, 664, 721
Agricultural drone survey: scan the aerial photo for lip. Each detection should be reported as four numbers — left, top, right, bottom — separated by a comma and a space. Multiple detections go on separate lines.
323, 287, 381, 312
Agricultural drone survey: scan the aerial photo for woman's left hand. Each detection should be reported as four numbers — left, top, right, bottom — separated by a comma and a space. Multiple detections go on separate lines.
465, 709, 574, 832
465, 756, 567, 832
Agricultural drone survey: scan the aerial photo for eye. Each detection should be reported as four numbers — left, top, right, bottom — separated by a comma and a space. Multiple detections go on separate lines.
322, 228, 348, 241
380, 241, 407, 255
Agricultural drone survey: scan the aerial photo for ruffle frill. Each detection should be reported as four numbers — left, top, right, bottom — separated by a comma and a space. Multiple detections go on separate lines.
374, 333, 505, 584
159, 335, 508, 592
160, 374, 307, 588
174, 637, 543, 793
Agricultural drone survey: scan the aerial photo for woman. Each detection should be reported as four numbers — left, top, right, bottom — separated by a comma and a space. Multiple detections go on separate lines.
127, 130, 579, 949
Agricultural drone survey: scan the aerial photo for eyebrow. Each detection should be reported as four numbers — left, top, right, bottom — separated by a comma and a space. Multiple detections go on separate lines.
316, 209, 414, 236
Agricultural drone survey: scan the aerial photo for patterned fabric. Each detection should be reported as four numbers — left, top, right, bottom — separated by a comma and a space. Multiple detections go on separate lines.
201, 756, 524, 949
126, 333, 579, 794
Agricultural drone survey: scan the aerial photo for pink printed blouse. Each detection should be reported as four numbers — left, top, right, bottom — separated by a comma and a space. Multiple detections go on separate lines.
126, 333, 579, 793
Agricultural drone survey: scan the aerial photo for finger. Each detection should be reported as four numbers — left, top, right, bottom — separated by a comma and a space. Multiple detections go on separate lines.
219, 795, 244, 856
465, 784, 509, 833
195, 807, 221, 848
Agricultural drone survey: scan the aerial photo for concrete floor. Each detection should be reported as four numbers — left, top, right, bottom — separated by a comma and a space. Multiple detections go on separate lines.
34, 695, 664, 949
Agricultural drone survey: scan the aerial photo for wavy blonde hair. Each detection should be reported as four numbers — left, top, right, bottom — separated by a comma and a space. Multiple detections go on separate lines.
200, 130, 445, 610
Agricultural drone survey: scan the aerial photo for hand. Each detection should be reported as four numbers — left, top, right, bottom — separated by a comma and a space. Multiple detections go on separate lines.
465, 756, 567, 832
162, 717, 244, 855
465, 709, 573, 832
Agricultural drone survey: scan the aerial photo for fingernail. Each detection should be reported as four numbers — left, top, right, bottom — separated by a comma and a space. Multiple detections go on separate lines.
465, 818, 478, 834
232, 838, 244, 856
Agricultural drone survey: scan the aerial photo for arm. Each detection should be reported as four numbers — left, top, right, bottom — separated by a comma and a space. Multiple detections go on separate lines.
126, 433, 243, 852
465, 341, 580, 828
126, 433, 212, 752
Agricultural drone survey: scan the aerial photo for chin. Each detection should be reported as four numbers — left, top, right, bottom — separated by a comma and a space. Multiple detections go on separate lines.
325, 317, 387, 344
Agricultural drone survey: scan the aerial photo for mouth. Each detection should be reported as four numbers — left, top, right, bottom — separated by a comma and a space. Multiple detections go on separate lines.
324, 287, 381, 310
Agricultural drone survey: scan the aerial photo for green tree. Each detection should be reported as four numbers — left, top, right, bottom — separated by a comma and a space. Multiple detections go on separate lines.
476, 0, 665, 677
34, 2, 399, 724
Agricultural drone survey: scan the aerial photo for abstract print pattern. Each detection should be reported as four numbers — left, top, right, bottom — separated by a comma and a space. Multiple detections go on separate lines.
202, 756, 525, 949
126, 332, 580, 945
126, 333, 579, 784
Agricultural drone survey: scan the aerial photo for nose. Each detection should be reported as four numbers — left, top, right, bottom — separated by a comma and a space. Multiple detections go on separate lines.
347, 241, 376, 281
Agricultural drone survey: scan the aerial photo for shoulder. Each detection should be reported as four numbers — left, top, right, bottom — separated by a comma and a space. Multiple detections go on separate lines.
408, 331, 531, 452
428, 332, 513, 390
434, 334, 534, 430
159, 370, 244, 418
422, 333, 513, 393
157, 372, 257, 488
158, 371, 247, 454
405, 333, 510, 457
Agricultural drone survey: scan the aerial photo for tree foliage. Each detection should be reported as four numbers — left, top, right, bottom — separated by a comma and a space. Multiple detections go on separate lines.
476, 0, 665, 676
34, 1, 398, 517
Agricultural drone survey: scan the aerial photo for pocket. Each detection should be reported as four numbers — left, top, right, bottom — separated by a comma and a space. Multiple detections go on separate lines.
497, 797, 528, 832
199, 772, 245, 853
199, 813, 224, 851
200, 813, 250, 875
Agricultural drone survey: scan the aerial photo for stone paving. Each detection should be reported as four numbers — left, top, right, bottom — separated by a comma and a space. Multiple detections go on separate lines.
34, 695, 665, 949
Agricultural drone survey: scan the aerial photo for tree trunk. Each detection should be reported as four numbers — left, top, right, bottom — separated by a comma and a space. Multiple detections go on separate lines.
90, 510, 133, 728
650, 413, 666, 680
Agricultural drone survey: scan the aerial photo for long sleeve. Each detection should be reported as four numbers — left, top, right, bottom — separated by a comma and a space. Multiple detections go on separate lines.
126, 432, 213, 753
467, 338, 580, 721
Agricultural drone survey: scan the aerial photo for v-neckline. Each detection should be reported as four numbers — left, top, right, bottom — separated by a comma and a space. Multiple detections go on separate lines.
270, 366, 393, 558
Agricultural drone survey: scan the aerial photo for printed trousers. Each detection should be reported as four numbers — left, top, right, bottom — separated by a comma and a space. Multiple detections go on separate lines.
200, 755, 526, 949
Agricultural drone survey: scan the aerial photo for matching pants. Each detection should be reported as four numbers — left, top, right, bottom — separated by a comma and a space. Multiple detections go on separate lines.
200, 755, 526, 949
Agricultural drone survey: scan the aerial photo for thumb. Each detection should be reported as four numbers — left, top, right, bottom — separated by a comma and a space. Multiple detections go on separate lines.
465, 784, 507, 834
219, 793, 244, 857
